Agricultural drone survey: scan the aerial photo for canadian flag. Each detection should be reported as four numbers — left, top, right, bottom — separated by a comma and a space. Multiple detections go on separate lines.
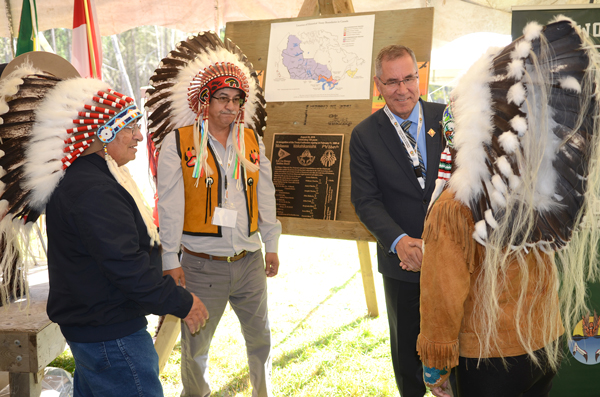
72, 0, 102, 79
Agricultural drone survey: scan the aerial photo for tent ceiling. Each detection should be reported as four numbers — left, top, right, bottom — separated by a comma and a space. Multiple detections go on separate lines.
465, 0, 593, 13
0, 0, 594, 50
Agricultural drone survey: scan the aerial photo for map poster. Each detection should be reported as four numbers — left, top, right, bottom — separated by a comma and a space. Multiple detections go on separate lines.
265, 14, 375, 102
271, 134, 344, 220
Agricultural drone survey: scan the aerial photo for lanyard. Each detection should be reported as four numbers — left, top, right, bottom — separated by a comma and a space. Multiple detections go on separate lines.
383, 103, 425, 189
208, 138, 235, 203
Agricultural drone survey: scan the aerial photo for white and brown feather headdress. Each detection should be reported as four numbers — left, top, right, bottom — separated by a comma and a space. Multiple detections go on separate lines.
145, 31, 266, 181
447, 16, 600, 251
435, 16, 600, 367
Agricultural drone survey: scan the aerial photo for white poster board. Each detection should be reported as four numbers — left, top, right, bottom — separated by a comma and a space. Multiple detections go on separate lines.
265, 14, 375, 102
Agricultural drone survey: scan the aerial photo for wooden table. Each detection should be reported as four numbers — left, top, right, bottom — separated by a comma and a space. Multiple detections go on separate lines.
0, 267, 65, 397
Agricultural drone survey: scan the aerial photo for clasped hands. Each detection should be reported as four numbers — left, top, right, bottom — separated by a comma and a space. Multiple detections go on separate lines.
395, 236, 423, 272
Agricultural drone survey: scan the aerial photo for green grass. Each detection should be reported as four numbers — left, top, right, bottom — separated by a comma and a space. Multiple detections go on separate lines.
50, 235, 434, 397
48, 349, 76, 374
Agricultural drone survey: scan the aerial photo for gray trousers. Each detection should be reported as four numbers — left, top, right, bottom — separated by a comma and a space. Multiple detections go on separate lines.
180, 249, 272, 397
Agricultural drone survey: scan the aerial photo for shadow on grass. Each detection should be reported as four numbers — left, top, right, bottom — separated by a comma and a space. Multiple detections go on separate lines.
180, 270, 368, 395
275, 269, 361, 348
214, 314, 379, 396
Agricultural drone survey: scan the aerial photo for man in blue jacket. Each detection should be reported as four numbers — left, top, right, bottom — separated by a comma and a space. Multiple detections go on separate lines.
32, 73, 209, 395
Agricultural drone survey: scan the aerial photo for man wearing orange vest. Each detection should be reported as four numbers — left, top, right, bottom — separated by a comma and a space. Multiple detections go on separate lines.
147, 32, 281, 397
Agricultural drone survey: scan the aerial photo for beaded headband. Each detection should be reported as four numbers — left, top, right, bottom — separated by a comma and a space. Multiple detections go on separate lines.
189, 64, 249, 113
62, 90, 141, 169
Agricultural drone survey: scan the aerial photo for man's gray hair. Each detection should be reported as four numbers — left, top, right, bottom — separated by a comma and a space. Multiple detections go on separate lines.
375, 45, 418, 77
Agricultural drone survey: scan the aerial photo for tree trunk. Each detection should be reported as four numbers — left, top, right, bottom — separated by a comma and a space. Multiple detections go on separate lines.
111, 34, 134, 99
51, 29, 57, 53
154, 25, 162, 64
65, 28, 72, 62
4, 0, 15, 58
130, 29, 141, 106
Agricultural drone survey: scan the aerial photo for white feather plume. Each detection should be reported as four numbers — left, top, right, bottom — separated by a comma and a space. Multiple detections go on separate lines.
510, 115, 527, 137
512, 40, 532, 60
496, 156, 513, 178
507, 83, 526, 106
498, 131, 520, 154
523, 21, 543, 42
559, 76, 581, 93
473, 220, 488, 243
484, 209, 499, 229
507, 59, 525, 80
491, 174, 508, 194
448, 46, 500, 205
23, 78, 110, 211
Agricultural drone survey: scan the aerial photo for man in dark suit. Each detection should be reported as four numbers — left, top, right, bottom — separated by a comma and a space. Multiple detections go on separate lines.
349, 45, 445, 397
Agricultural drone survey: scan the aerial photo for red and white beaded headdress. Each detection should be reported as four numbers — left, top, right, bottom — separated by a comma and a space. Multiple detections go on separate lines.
25, 77, 142, 210
0, 52, 152, 307
145, 31, 266, 181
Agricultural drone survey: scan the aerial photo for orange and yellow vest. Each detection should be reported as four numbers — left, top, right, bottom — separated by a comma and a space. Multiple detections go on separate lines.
176, 125, 260, 237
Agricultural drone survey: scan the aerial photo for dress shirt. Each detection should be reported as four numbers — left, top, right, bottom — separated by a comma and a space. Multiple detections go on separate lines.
391, 102, 427, 252
157, 127, 281, 271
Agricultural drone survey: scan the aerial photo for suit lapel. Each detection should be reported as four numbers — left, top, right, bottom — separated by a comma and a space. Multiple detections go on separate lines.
376, 109, 423, 192
423, 101, 443, 193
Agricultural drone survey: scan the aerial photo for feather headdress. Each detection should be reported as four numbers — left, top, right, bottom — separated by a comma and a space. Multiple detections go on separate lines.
447, 16, 600, 251
0, 52, 155, 307
436, 16, 600, 369
145, 31, 266, 182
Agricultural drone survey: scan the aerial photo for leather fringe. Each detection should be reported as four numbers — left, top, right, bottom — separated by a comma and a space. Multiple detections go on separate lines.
417, 333, 459, 370
423, 193, 478, 272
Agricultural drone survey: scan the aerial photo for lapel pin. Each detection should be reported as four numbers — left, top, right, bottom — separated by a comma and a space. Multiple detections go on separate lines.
427, 128, 436, 137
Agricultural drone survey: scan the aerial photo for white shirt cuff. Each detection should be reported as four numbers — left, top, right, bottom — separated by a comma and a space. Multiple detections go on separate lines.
264, 239, 279, 254
162, 251, 181, 271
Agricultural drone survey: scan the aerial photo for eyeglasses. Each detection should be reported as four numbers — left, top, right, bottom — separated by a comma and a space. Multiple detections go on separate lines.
378, 74, 419, 89
122, 123, 141, 134
212, 96, 245, 106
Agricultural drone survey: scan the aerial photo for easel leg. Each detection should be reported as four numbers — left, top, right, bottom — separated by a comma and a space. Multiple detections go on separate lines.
154, 315, 182, 373
357, 240, 378, 317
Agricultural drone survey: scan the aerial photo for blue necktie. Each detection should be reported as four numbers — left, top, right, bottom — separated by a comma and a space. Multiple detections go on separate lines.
400, 120, 426, 182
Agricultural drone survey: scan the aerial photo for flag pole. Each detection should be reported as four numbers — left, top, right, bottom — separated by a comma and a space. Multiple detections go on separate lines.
28, 0, 37, 51
82, 0, 98, 78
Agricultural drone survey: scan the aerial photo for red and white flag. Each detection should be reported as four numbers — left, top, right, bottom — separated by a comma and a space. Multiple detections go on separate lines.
72, 0, 102, 79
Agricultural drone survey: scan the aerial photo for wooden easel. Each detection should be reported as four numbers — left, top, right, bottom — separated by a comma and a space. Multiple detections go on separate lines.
223, 3, 434, 327
295, 0, 378, 319
297, 0, 355, 16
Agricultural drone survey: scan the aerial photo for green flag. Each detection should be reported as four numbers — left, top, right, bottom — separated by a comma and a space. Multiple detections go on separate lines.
16, 0, 38, 56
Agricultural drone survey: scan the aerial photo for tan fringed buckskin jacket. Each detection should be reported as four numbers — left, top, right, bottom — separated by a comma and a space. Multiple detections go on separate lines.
416, 190, 564, 388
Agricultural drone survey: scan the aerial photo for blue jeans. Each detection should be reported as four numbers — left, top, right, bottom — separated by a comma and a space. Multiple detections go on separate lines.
67, 328, 163, 397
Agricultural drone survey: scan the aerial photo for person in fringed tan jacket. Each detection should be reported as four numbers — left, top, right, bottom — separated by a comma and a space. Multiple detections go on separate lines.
418, 16, 600, 397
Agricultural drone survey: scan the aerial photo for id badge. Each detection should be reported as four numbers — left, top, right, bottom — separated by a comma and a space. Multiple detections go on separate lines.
212, 207, 237, 228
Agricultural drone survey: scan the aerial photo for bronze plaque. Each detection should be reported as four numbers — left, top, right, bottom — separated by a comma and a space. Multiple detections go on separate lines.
271, 134, 344, 220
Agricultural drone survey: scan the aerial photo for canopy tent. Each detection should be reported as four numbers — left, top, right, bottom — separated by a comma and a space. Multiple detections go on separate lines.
1, 0, 591, 51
